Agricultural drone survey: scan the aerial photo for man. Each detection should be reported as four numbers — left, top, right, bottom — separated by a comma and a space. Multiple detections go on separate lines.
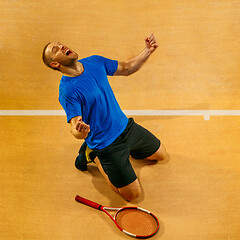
42, 33, 167, 201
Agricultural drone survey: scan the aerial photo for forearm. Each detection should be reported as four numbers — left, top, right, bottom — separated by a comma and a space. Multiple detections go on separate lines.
125, 48, 151, 75
115, 34, 158, 76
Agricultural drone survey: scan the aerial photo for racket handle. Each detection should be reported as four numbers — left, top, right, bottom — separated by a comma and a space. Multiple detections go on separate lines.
75, 195, 102, 210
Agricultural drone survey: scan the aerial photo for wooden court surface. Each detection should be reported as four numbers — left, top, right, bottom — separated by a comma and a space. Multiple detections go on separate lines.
1, 1, 240, 240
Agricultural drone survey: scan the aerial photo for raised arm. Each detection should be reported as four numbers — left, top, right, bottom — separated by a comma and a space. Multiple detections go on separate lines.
114, 33, 158, 76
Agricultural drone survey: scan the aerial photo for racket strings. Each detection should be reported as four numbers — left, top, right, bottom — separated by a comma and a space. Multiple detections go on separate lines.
115, 208, 158, 236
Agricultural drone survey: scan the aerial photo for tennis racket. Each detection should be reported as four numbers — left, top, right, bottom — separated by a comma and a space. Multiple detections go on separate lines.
75, 195, 159, 238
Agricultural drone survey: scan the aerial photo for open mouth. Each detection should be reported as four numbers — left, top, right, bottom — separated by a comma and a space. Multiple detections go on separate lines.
66, 49, 72, 55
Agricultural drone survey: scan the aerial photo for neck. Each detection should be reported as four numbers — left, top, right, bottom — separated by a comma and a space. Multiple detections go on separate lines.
60, 61, 84, 77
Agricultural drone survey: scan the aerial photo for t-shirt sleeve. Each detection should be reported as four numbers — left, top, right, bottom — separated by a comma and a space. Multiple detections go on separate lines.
59, 90, 82, 123
93, 55, 118, 76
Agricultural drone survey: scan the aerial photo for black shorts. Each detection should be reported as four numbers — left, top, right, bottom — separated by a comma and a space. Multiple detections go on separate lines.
93, 118, 161, 188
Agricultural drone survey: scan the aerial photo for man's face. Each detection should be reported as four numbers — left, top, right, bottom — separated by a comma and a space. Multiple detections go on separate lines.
46, 42, 78, 68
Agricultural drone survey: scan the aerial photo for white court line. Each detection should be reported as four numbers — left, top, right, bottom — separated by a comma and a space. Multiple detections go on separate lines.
1, 110, 240, 120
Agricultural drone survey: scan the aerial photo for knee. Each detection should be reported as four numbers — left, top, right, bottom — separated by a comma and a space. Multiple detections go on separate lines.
120, 188, 141, 202
158, 150, 168, 161
118, 180, 141, 202
155, 144, 168, 161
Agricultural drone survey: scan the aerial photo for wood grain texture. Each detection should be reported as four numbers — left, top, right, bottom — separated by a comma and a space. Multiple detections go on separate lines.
0, 116, 240, 240
0, 0, 240, 109
1, 1, 240, 239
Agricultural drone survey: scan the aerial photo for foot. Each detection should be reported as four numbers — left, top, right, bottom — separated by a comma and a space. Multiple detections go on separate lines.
75, 142, 96, 171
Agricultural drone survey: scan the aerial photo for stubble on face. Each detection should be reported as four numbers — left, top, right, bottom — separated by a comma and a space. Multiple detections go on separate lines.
46, 42, 79, 67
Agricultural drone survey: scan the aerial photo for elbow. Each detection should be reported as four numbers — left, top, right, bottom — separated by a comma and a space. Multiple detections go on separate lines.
125, 62, 139, 76
123, 62, 133, 76
126, 70, 133, 76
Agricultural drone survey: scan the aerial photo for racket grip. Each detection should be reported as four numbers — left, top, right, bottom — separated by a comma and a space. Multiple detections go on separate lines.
75, 195, 102, 210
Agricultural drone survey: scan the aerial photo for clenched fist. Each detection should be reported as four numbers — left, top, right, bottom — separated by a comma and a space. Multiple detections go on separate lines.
145, 33, 159, 54
71, 116, 90, 139
75, 117, 90, 133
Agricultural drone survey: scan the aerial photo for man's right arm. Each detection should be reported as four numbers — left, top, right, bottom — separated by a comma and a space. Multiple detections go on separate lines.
70, 116, 90, 139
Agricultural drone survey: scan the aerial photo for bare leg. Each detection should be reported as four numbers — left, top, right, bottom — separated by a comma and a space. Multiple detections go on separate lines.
93, 143, 167, 201
118, 179, 141, 202
116, 144, 168, 201
94, 157, 141, 201
94, 157, 119, 194
146, 143, 168, 161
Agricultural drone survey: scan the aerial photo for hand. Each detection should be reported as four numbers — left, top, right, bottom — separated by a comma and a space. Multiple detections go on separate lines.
75, 117, 90, 138
145, 33, 159, 54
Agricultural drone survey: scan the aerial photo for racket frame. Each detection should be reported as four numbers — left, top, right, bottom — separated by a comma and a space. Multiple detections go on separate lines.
75, 195, 159, 238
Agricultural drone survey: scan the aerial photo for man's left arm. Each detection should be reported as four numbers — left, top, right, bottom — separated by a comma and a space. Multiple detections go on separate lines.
114, 33, 158, 76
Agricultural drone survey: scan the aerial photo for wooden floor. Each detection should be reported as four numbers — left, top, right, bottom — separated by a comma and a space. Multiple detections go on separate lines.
1, 0, 240, 239
1, 116, 240, 240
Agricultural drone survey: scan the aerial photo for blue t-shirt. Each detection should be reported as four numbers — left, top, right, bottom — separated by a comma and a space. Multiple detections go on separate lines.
59, 55, 128, 150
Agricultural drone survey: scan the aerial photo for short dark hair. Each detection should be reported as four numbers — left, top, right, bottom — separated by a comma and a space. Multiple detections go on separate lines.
42, 42, 59, 71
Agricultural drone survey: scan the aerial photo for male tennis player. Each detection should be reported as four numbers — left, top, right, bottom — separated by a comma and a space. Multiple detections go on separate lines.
42, 33, 167, 201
